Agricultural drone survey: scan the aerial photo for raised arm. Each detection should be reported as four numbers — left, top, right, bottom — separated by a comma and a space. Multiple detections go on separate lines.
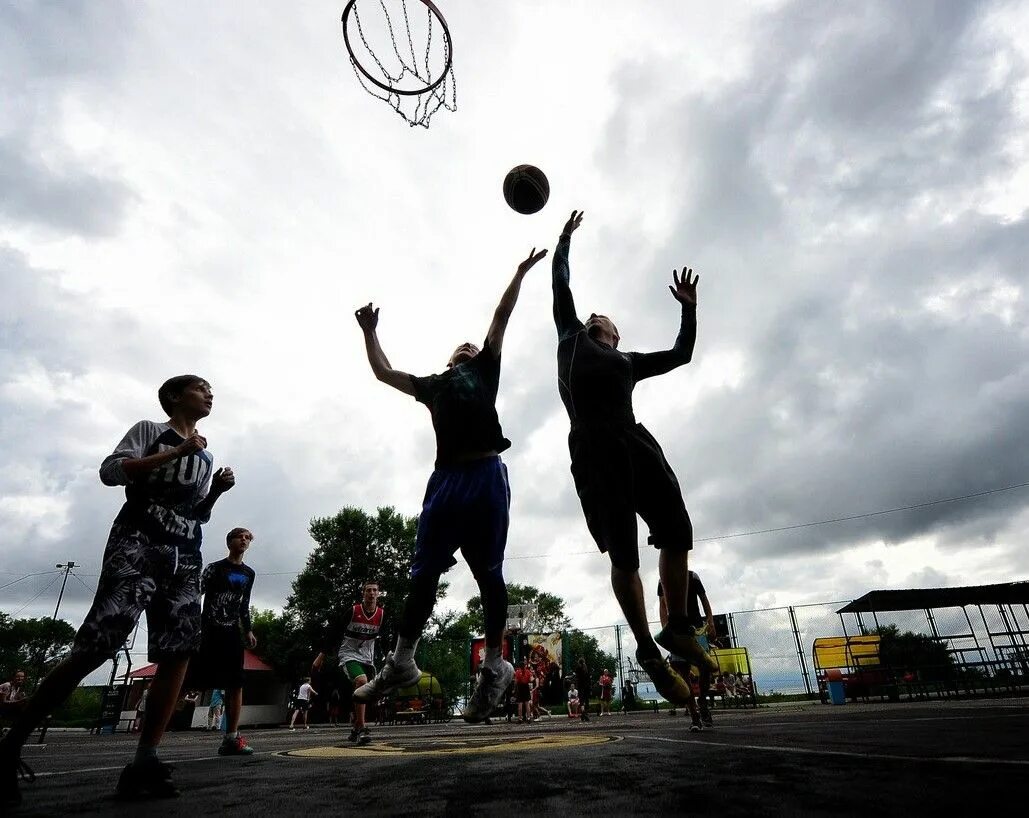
485, 247, 547, 354
552, 210, 585, 339
355, 304, 417, 397
630, 266, 699, 382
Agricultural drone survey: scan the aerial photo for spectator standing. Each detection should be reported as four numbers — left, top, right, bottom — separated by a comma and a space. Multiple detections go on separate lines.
598, 670, 614, 716
575, 658, 591, 722
513, 660, 533, 723
290, 679, 317, 730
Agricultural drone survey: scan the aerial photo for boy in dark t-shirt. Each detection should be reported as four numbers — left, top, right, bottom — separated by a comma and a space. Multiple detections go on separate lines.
1, 375, 235, 807
190, 527, 257, 755
550, 210, 715, 706
352, 247, 547, 722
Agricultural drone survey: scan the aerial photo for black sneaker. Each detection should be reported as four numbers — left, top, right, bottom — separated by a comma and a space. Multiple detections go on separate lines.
116, 758, 179, 799
357, 728, 372, 747
700, 709, 713, 728
347, 728, 360, 744
689, 718, 703, 733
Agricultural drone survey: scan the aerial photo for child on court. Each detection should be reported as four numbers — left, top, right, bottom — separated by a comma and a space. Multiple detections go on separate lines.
190, 527, 258, 754
0, 375, 235, 806
351, 247, 547, 721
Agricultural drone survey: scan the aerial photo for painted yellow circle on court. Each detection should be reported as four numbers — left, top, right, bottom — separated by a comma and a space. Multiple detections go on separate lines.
284, 733, 620, 759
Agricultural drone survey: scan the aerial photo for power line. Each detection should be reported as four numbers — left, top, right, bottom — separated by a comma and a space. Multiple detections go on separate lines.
12, 574, 62, 617
4, 479, 1028, 586
692, 479, 1029, 543
69, 570, 97, 595
0, 570, 60, 592
505, 479, 1029, 561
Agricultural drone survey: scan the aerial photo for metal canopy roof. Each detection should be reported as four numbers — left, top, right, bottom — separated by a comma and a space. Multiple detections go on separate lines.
837, 581, 1029, 614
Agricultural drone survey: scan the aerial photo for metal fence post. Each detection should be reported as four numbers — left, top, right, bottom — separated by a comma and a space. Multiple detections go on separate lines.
788, 606, 813, 696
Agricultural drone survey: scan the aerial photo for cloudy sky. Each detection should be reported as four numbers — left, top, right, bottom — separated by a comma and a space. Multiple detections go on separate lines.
2, 1, 1028, 681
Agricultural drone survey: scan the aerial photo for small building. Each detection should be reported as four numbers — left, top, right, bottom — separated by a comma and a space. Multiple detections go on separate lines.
122, 650, 290, 728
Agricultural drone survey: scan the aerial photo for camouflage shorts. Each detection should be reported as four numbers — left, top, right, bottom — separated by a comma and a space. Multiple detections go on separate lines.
72, 525, 202, 662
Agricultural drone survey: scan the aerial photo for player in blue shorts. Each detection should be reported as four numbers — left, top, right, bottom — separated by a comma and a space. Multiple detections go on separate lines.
352, 247, 547, 722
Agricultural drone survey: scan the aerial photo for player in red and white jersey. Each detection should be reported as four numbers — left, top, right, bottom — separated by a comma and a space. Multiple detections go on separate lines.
312, 580, 384, 745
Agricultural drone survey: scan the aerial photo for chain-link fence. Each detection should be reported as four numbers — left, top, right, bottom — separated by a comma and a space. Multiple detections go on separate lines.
526, 600, 1029, 702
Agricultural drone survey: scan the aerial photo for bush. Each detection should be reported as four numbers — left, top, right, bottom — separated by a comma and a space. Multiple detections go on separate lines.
50, 686, 104, 728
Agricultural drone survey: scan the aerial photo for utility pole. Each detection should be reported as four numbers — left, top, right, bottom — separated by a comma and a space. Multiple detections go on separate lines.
53, 561, 78, 620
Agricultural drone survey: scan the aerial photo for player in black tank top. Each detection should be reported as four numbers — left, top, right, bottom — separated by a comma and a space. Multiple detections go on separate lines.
551, 210, 716, 706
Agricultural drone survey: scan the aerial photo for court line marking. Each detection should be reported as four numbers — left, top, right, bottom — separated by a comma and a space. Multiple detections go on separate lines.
721, 712, 1029, 729
621, 734, 1029, 766
29, 751, 283, 778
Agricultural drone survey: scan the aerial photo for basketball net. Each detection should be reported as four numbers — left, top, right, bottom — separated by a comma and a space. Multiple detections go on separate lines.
342, 0, 457, 129
506, 603, 538, 633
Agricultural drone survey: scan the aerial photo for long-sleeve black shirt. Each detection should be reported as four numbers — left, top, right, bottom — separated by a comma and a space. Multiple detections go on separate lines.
552, 234, 696, 428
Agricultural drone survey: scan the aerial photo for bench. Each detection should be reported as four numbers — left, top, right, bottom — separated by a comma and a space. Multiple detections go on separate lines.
708, 647, 757, 708
812, 635, 898, 703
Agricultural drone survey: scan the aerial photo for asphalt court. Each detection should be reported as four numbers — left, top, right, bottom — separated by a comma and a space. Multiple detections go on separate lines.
11, 698, 1029, 816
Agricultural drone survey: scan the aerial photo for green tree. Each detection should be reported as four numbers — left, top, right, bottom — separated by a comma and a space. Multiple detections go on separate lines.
274, 506, 448, 681
874, 624, 955, 681
459, 583, 571, 635
0, 613, 76, 686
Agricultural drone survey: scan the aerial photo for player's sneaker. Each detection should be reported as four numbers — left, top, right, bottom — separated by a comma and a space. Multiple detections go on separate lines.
357, 728, 372, 747
353, 653, 421, 703
463, 660, 514, 724
689, 716, 703, 733
218, 735, 254, 756
347, 727, 360, 743
700, 707, 714, 728
115, 758, 179, 799
655, 626, 719, 672
637, 654, 695, 705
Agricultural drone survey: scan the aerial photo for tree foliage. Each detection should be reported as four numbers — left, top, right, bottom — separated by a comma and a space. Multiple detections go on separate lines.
0, 613, 76, 686
874, 624, 955, 680
459, 582, 571, 635
253, 506, 448, 682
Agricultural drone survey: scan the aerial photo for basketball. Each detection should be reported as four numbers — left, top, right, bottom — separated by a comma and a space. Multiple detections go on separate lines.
503, 165, 550, 215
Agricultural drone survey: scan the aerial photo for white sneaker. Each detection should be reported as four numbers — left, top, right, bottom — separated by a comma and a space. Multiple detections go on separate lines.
353, 653, 422, 703
463, 660, 515, 723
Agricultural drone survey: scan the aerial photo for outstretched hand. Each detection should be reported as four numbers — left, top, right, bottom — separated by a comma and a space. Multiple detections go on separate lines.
355, 303, 379, 332
669, 266, 699, 306
517, 247, 548, 276
561, 210, 584, 237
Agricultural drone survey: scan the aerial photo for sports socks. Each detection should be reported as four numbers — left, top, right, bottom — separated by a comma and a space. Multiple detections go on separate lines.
394, 636, 419, 665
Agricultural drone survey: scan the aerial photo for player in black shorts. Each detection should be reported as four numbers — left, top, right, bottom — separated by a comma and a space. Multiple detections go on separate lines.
189, 527, 257, 755
550, 210, 716, 705
352, 247, 547, 722
1, 375, 235, 807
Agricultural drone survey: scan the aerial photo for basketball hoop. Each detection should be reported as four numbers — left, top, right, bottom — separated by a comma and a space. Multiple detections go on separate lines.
341, 0, 457, 128
506, 603, 538, 633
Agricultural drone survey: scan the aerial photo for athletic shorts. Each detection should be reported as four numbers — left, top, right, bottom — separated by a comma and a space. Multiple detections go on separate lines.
515, 683, 531, 703
294, 699, 311, 712
600, 688, 612, 702
188, 625, 245, 689
72, 524, 202, 662
568, 423, 692, 572
411, 456, 510, 580
344, 660, 375, 682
